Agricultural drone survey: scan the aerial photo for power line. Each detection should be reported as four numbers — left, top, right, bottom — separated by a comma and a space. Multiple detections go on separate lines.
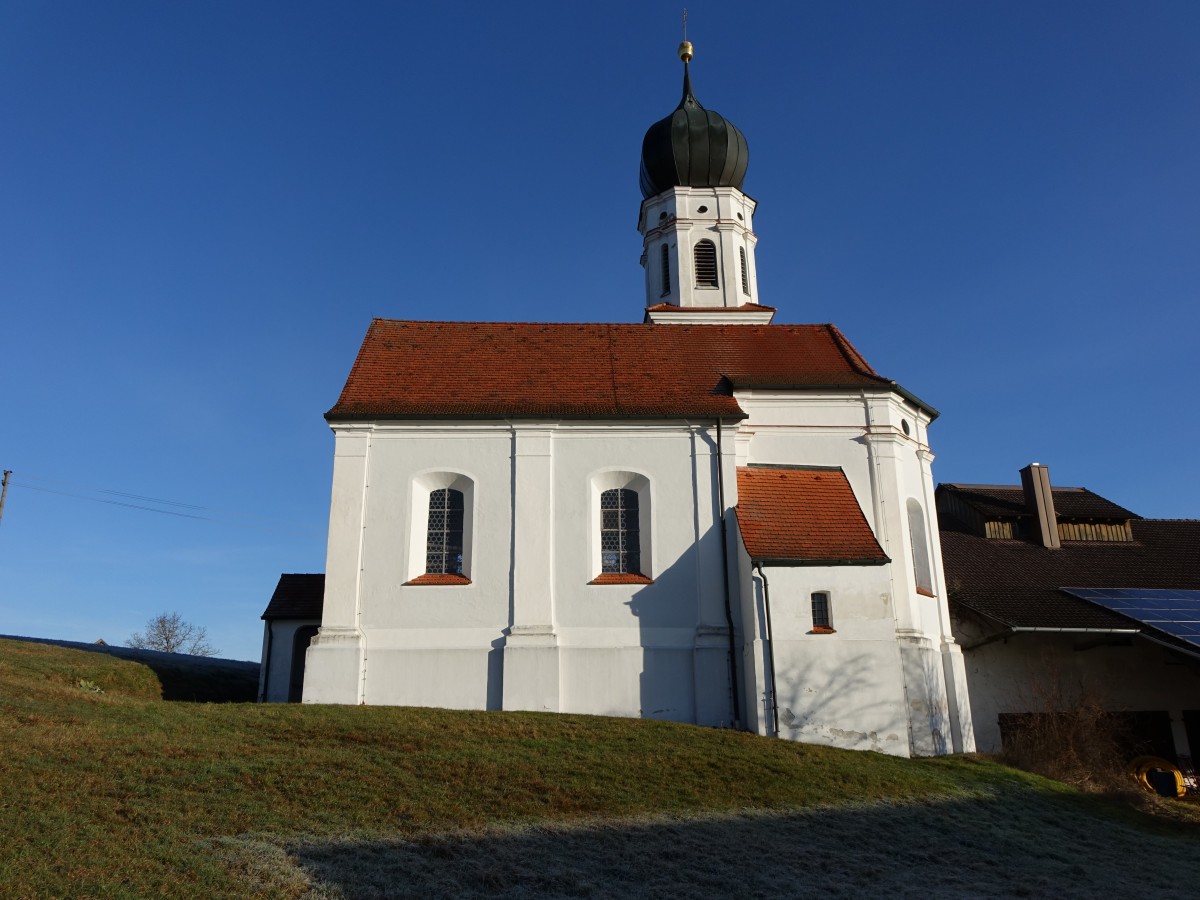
3, 472, 324, 536
11, 482, 212, 521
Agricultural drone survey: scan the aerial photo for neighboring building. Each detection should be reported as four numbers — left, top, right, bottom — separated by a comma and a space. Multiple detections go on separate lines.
259, 573, 324, 703
939, 464, 1200, 764
274, 45, 974, 757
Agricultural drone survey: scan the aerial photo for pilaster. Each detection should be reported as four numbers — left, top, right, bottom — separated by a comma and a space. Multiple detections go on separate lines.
304, 425, 369, 703
503, 426, 561, 712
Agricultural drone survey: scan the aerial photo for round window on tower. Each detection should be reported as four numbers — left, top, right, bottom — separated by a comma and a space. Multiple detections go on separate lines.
697, 205, 708, 213
901, 419, 911, 436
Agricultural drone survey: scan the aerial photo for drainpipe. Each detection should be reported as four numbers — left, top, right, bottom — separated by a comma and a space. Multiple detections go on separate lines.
754, 562, 780, 738
715, 418, 741, 726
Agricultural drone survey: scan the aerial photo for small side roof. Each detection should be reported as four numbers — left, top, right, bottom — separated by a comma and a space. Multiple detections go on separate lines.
261, 573, 325, 621
735, 466, 888, 565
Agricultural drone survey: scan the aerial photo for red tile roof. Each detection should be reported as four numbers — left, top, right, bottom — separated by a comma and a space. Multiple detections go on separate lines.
405, 573, 471, 586
326, 320, 895, 421
644, 303, 777, 312
735, 466, 888, 564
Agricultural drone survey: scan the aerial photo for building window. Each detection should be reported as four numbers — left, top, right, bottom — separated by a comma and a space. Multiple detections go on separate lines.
407, 472, 473, 584
811, 592, 833, 632
600, 488, 641, 575
589, 471, 652, 583
694, 240, 718, 288
739, 247, 750, 296
426, 488, 465, 575
907, 498, 934, 596
660, 244, 671, 296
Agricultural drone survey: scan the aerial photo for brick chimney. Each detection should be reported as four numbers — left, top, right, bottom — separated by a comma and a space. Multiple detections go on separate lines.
1019, 462, 1060, 549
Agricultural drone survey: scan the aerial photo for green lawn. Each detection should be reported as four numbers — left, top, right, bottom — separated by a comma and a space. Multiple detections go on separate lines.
2, 637, 1197, 898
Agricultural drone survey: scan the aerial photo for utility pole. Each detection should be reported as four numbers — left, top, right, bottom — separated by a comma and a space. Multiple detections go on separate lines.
0, 470, 10, 529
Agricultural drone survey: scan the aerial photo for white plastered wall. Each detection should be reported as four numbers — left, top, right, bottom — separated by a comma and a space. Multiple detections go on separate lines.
732, 388, 973, 755
959, 630, 1200, 756
304, 419, 736, 725
259, 619, 321, 703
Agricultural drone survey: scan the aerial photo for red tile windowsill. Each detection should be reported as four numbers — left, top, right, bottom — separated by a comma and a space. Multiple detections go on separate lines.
404, 574, 472, 586
589, 573, 654, 585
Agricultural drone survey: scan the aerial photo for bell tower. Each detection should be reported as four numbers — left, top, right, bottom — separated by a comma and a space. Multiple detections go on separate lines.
638, 43, 771, 324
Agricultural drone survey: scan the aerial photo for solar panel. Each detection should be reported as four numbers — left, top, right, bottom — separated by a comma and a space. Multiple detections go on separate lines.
1062, 587, 1200, 651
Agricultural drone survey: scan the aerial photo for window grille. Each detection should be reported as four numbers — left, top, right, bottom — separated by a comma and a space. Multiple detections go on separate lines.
739, 247, 750, 295
811, 592, 832, 630
694, 240, 718, 288
600, 488, 641, 575
660, 244, 671, 296
426, 488, 465, 575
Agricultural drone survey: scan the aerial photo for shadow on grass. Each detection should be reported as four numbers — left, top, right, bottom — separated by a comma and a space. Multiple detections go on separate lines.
262, 788, 1200, 899
0, 634, 259, 702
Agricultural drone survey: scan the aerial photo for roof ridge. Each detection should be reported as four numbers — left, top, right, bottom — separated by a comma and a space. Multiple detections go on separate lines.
824, 323, 882, 379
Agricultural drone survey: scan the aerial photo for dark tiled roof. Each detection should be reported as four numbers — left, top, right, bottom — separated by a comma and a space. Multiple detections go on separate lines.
261, 573, 325, 620
942, 520, 1200, 630
326, 320, 892, 421
940, 483, 1138, 520
736, 466, 888, 564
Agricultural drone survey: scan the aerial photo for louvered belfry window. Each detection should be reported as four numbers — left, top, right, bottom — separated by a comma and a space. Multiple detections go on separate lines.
694, 240, 718, 288
660, 244, 671, 296
426, 488, 465, 575
740, 247, 750, 296
600, 488, 641, 575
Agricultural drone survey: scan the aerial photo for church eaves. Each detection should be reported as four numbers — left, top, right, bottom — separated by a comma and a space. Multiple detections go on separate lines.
325, 318, 897, 421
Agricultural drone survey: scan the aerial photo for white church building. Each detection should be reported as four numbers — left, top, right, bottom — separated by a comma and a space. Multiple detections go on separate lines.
270, 44, 975, 757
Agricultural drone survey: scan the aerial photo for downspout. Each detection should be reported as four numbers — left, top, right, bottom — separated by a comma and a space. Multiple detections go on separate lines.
754, 561, 780, 738
715, 418, 741, 726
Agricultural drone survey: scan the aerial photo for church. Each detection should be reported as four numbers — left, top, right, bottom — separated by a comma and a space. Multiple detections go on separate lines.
274, 43, 975, 757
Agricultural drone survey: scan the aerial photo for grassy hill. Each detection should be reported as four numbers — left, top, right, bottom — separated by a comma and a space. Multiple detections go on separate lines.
2, 637, 1198, 898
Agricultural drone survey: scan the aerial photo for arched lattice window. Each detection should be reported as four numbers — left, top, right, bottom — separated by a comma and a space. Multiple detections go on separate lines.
739, 247, 750, 295
694, 240, 718, 288
600, 488, 641, 575
907, 499, 934, 595
660, 244, 671, 296
426, 488, 465, 575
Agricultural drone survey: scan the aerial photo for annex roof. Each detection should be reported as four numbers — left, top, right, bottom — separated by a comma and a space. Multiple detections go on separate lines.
941, 519, 1200, 632
735, 466, 888, 565
326, 319, 915, 421
940, 483, 1138, 521
261, 573, 325, 621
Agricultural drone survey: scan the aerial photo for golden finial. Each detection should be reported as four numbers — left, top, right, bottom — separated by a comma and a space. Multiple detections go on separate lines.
679, 8, 692, 61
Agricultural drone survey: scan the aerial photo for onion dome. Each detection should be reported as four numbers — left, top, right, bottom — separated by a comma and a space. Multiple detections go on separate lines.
639, 43, 749, 200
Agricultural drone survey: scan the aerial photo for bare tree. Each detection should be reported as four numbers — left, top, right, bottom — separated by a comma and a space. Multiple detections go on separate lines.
127, 612, 219, 657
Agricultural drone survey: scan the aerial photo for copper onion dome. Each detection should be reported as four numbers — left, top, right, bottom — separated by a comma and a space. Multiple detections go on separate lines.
639, 45, 749, 200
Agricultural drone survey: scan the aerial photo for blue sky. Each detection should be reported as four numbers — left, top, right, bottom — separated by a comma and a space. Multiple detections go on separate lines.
2, 2, 1197, 661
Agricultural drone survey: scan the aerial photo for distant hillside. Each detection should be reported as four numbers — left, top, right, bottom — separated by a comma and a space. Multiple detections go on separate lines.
0, 634, 259, 701
1, 637, 1198, 898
